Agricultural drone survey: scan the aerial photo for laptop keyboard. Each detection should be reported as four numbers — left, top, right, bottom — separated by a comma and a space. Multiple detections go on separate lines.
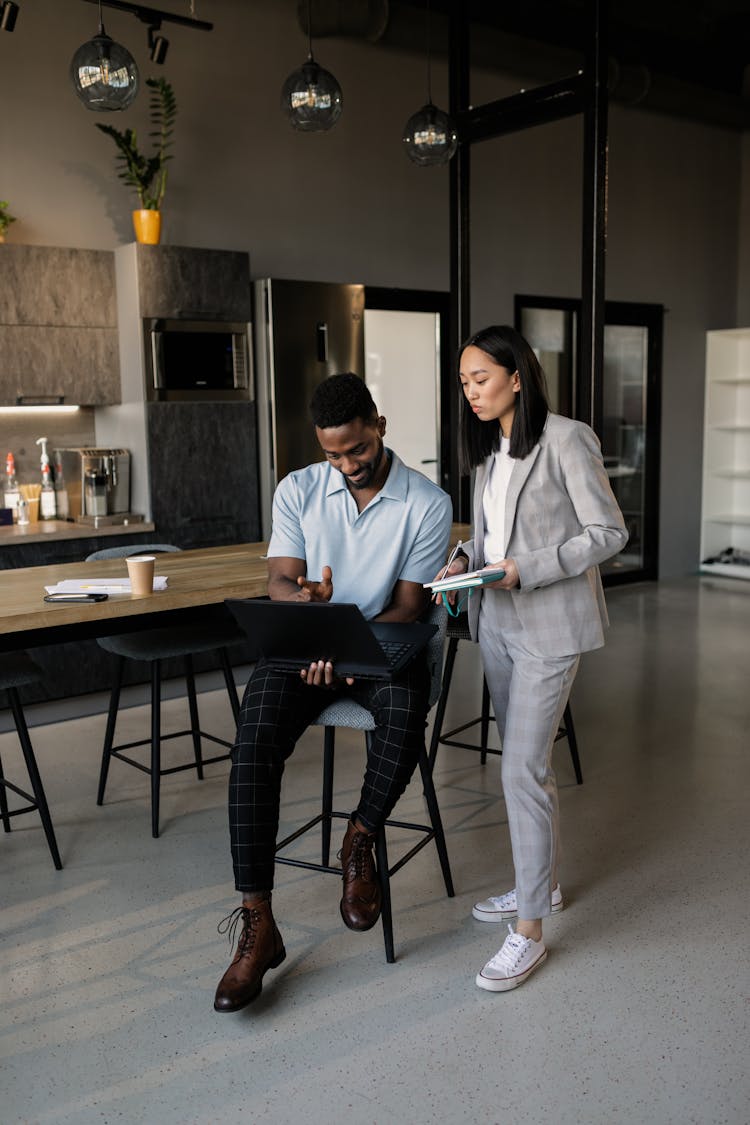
378, 639, 413, 666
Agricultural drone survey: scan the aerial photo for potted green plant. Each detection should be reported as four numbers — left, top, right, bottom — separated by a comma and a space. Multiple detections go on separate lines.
0, 201, 16, 243
95, 76, 177, 244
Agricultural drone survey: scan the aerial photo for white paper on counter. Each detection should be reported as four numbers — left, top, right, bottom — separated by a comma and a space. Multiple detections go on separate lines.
44, 577, 169, 594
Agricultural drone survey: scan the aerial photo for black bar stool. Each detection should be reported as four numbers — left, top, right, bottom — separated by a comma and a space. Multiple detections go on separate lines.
0, 653, 62, 869
427, 612, 583, 783
87, 545, 243, 837
274, 605, 455, 963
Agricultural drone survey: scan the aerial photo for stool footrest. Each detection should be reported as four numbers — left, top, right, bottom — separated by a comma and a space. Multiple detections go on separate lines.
275, 856, 343, 874
385, 823, 435, 878
108, 729, 233, 755
1, 801, 39, 821
275, 808, 439, 881
1, 777, 38, 810
110, 741, 231, 778
276, 811, 331, 854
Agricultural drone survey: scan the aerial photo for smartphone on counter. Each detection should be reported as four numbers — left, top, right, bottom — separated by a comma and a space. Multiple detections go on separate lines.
44, 592, 109, 603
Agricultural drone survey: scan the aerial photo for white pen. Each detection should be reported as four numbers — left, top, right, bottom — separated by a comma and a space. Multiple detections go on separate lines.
438, 539, 462, 581
78, 584, 129, 591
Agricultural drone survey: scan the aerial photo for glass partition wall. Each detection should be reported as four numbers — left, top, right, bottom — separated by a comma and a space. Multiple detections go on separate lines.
516, 296, 663, 583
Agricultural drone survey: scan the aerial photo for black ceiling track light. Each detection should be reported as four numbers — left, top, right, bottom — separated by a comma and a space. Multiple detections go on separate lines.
0, 1, 19, 33
147, 22, 168, 64
79, 0, 212, 34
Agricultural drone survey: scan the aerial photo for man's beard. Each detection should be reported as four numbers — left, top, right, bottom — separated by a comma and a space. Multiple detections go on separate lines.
344, 440, 384, 490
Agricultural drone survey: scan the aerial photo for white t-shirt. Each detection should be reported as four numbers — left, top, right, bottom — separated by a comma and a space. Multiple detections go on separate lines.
482, 436, 514, 563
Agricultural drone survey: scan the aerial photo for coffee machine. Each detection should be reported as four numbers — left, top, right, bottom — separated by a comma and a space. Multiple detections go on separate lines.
55, 448, 143, 526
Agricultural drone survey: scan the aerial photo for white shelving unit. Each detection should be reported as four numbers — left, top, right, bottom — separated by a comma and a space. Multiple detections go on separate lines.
701, 329, 750, 579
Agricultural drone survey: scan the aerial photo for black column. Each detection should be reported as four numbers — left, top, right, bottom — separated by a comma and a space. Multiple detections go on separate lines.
449, 0, 471, 521
578, 0, 609, 434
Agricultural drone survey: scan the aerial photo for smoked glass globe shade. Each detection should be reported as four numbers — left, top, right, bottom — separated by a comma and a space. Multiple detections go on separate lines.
281, 58, 343, 132
402, 102, 458, 166
70, 32, 139, 112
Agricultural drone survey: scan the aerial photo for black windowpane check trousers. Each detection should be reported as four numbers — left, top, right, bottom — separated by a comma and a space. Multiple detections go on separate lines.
229, 657, 431, 893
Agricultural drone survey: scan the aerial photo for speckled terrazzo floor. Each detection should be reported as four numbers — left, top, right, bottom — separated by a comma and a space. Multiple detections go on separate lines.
1, 577, 748, 1125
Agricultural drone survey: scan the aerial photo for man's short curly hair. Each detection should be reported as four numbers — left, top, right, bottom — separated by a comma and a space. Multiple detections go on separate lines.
310, 373, 377, 429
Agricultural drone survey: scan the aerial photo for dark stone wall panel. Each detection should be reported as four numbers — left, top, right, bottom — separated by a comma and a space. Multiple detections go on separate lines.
0, 246, 117, 326
136, 245, 252, 321
0, 325, 120, 404
146, 400, 260, 548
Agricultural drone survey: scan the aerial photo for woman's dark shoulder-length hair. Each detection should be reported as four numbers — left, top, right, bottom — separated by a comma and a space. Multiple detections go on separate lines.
457, 324, 549, 472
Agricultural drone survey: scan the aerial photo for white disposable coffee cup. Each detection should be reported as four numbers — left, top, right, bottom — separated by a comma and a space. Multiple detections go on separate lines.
126, 555, 156, 597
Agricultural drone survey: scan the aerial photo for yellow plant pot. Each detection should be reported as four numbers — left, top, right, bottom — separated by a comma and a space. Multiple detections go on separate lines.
132, 209, 161, 245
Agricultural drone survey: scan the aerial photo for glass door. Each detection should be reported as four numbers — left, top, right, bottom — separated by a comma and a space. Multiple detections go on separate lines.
515, 296, 663, 584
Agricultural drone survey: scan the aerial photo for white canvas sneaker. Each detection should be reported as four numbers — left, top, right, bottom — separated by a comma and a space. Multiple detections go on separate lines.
472, 883, 563, 922
476, 925, 547, 992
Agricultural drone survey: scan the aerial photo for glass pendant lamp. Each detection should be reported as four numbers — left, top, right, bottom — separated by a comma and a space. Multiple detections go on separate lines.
402, 0, 457, 166
281, 0, 342, 132
70, 0, 139, 112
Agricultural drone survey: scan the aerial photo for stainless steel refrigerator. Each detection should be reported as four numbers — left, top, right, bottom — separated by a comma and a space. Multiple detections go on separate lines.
254, 278, 365, 537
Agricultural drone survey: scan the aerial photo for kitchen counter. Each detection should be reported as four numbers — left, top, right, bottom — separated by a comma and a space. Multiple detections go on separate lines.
0, 529, 251, 703
0, 519, 155, 546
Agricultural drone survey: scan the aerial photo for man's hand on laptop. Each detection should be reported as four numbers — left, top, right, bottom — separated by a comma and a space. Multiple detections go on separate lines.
299, 658, 354, 688
295, 566, 354, 686
295, 564, 334, 602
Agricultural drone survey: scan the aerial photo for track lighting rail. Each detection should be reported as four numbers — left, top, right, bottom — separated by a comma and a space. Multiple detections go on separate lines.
80, 0, 212, 32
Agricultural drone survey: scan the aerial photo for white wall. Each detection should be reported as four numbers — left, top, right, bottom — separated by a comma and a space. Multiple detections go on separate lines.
737, 133, 750, 325
0, 0, 745, 577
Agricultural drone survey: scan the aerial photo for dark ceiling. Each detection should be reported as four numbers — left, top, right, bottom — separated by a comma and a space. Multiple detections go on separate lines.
462, 0, 750, 129
307, 0, 750, 129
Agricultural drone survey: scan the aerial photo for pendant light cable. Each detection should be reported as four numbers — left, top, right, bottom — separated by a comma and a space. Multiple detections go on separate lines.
426, 0, 432, 105
401, 0, 457, 165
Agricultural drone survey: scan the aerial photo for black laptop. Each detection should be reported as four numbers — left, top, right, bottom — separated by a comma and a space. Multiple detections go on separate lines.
225, 600, 437, 681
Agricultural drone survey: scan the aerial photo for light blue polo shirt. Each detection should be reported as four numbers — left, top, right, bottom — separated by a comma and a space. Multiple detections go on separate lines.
268, 449, 452, 621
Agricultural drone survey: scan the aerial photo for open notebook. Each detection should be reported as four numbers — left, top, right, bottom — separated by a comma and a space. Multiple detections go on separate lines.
43, 577, 169, 595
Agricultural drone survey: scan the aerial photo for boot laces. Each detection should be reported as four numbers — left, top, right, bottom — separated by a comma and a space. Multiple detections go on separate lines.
342, 831, 374, 880
217, 905, 260, 957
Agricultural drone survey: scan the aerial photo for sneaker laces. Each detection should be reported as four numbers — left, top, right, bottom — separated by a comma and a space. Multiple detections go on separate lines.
217, 905, 260, 957
486, 889, 516, 910
486, 925, 533, 972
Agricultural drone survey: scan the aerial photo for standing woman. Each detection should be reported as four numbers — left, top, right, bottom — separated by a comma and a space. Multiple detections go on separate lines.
439, 324, 627, 992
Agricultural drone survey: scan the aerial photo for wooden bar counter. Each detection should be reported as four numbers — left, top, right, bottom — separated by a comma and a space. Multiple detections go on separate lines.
0, 542, 270, 653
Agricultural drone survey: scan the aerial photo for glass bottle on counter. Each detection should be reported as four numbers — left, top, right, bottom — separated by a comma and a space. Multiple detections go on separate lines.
37, 436, 57, 520
53, 453, 69, 520
3, 452, 20, 519
40, 462, 57, 520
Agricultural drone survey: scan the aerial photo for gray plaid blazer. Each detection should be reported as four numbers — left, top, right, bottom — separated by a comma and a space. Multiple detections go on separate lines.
465, 413, 628, 658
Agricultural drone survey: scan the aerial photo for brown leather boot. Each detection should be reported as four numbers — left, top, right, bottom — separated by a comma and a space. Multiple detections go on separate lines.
339, 819, 382, 932
213, 898, 286, 1013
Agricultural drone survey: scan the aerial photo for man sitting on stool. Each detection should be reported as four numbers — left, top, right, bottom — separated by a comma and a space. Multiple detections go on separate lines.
214, 373, 452, 1012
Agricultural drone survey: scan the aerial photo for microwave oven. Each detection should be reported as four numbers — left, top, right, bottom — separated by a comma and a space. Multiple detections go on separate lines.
144, 318, 252, 401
